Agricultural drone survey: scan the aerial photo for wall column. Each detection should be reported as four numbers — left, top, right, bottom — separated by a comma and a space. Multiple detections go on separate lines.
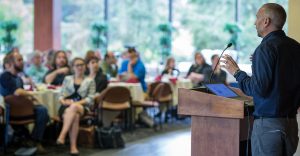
288, 0, 300, 42
34, 0, 61, 51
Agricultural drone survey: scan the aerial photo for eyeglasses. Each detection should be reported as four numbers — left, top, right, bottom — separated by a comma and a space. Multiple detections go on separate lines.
74, 63, 85, 67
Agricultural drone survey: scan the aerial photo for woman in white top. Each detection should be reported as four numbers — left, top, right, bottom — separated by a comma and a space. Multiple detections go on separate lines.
56, 57, 95, 155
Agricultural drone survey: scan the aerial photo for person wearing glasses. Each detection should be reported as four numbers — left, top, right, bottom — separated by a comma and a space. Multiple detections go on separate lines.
56, 57, 95, 155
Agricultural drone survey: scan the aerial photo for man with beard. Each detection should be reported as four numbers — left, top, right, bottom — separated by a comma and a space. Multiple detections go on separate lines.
0, 52, 49, 153
44, 50, 71, 85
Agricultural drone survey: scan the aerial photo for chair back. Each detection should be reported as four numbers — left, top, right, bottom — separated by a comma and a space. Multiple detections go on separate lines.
4, 95, 35, 125
148, 82, 161, 98
101, 86, 131, 110
103, 87, 131, 103
152, 82, 173, 102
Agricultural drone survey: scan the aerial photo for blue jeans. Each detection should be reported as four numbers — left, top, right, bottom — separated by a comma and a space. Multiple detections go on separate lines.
31, 105, 49, 142
251, 118, 299, 156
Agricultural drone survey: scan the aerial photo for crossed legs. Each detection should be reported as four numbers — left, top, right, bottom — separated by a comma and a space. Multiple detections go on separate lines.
57, 104, 84, 154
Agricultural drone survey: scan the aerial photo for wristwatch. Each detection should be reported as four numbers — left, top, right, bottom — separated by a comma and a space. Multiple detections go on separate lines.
233, 69, 241, 77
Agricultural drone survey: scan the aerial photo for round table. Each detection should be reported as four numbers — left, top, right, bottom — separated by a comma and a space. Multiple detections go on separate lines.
31, 89, 60, 117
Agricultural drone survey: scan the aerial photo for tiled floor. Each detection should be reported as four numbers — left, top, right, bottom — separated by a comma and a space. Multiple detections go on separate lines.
89, 128, 191, 156
3, 119, 191, 156
4, 116, 300, 156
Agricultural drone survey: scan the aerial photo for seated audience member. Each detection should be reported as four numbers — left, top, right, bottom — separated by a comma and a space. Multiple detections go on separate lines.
0, 52, 49, 153
203, 54, 227, 84
86, 56, 122, 127
66, 50, 73, 59
118, 47, 147, 92
4, 51, 35, 87
44, 49, 55, 70
161, 57, 180, 77
101, 51, 118, 78
10, 47, 20, 53
118, 51, 129, 67
94, 50, 102, 60
153, 57, 179, 120
186, 52, 211, 87
26, 52, 47, 83
86, 56, 108, 94
56, 58, 95, 155
44, 50, 71, 85
85, 50, 97, 61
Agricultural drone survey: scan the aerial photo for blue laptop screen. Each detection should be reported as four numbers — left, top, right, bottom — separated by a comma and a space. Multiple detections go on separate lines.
205, 84, 238, 98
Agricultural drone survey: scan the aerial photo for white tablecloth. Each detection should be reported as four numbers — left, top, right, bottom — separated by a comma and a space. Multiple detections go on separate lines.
172, 79, 193, 105
29, 79, 191, 117
146, 78, 193, 105
32, 89, 60, 117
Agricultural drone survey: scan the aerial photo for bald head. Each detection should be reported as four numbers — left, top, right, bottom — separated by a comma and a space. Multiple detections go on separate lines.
261, 3, 286, 29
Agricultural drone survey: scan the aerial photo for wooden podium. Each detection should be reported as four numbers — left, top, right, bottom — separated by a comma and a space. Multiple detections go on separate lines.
178, 87, 253, 156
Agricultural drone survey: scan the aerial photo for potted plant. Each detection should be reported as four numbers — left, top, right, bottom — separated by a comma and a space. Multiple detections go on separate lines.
0, 20, 18, 53
158, 23, 173, 62
90, 22, 108, 54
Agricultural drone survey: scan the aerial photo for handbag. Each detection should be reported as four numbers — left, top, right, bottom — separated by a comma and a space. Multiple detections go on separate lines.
95, 126, 125, 149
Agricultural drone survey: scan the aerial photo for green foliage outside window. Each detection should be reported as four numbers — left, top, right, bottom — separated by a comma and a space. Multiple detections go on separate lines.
0, 1, 33, 55
0, 20, 19, 53
90, 22, 108, 54
0, 0, 288, 64
224, 23, 241, 49
158, 23, 173, 61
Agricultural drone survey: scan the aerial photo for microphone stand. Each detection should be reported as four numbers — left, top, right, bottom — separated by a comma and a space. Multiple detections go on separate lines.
209, 43, 232, 84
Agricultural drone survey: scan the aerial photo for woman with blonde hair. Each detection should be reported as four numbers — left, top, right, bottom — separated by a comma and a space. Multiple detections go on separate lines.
161, 57, 180, 77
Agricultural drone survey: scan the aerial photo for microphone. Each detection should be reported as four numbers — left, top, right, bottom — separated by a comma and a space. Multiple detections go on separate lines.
209, 43, 232, 84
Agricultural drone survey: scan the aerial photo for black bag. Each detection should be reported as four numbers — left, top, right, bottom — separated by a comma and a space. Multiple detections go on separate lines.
95, 126, 125, 149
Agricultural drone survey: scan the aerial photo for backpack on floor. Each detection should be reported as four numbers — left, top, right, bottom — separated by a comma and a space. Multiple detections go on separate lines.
95, 126, 125, 149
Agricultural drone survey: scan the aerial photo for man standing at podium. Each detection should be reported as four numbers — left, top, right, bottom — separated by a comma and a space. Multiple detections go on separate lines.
221, 3, 300, 156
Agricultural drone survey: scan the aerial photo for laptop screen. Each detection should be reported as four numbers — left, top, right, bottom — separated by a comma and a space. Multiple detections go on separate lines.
205, 84, 238, 98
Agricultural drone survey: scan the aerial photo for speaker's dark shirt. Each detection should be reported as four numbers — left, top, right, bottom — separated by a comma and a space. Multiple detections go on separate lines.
235, 30, 300, 117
